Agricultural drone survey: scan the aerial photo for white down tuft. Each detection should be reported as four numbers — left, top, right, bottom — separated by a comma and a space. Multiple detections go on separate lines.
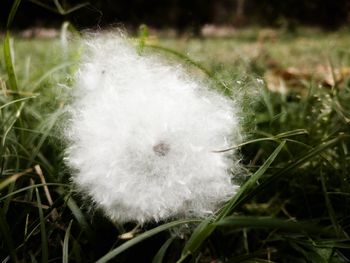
65, 33, 241, 223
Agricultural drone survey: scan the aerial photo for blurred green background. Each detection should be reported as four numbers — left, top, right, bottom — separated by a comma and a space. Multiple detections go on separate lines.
1, 0, 350, 31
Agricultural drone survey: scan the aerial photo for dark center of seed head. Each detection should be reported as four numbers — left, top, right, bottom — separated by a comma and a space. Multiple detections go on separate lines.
153, 142, 170, 156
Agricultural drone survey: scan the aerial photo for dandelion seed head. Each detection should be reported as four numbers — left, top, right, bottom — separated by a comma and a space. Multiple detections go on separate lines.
65, 33, 241, 223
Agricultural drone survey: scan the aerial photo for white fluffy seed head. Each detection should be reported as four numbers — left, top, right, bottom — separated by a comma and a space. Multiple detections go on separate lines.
65, 32, 242, 224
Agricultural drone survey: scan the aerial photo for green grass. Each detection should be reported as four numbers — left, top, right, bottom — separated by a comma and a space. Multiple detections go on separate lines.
1, 27, 350, 262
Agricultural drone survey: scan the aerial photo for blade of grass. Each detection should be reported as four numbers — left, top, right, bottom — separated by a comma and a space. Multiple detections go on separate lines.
96, 219, 200, 263
137, 24, 149, 55
2, 181, 16, 215
265, 129, 308, 139
71, 239, 82, 262
319, 167, 343, 237
56, 189, 94, 240
1, 101, 25, 155
61, 2, 89, 14
24, 195, 67, 243
219, 140, 286, 218
13, 127, 59, 138
2, 19, 27, 145
214, 129, 306, 152
4, 32, 18, 93
152, 236, 176, 263
0, 183, 68, 202
35, 188, 48, 263
260, 85, 274, 120
53, 0, 89, 15
1, 169, 30, 214
0, 95, 37, 111
232, 135, 348, 215
1, 102, 24, 146
34, 165, 53, 205
34, 165, 59, 220
66, 196, 92, 236
177, 219, 215, 263
6, 0, 21, 28
286, 237, 350, 249
179, 141, 286, 262
146, 44, 212, 77
146, 44, 228, 92
63, 220, 73, 263
27, 0, 60, 13
0, 136, 32, 159
29, 109, 64, 164
261, 136, 346, 191
215, 216, 320, 233
28, 0, 88, 15
0, 167, 33, 190
31, 62, 75, 91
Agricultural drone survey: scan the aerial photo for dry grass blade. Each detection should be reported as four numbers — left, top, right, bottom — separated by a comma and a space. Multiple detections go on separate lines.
0, 168, 33, 190
34, 165, 59, 220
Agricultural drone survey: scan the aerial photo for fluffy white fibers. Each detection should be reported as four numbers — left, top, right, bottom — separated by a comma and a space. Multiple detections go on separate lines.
65, 33, 242, 224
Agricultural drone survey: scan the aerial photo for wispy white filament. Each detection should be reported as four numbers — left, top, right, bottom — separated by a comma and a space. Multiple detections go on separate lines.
65, 33, 241, 223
